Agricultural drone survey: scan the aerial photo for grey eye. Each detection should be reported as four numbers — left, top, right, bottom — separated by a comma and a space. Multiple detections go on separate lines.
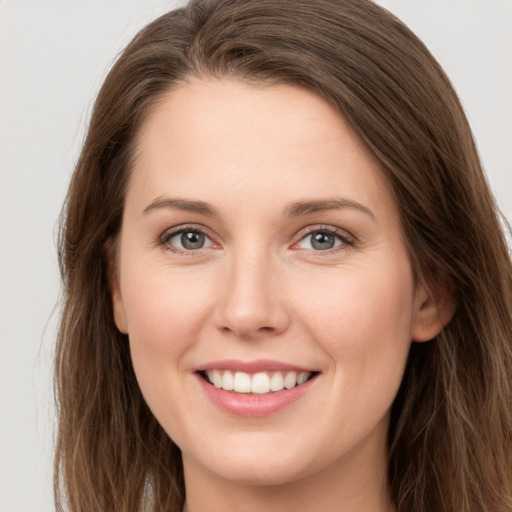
296, 229, 345, 251
179, 231, 206, 250
310, 231, 336, 250
165, 229, 213, 251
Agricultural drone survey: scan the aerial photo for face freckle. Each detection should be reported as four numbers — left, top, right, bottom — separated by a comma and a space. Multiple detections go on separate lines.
110, 78, 431, 494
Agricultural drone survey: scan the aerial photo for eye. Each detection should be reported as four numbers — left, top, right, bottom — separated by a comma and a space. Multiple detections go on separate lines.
295, 228, 353, 252
161, 227, 216, 252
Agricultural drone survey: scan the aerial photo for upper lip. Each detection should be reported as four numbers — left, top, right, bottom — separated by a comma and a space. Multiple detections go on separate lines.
196, 359, 317, 373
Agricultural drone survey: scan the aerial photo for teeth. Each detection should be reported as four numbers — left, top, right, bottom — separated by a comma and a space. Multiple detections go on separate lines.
204, 370, 312, 394
222, 370, 234, 391
251, 372, 271, 394
284, 371, 297, 389
234, 372, 252, 393
212, 369, 222, 388
270, 372, 284, 391
297, 371, 309, 385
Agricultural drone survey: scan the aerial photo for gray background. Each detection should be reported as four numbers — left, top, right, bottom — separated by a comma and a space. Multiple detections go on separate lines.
1, 1, 510, 510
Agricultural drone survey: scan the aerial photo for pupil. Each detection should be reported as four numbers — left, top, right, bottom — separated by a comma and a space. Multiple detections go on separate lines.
181, 231, 205, 250
311, 232, 334, 250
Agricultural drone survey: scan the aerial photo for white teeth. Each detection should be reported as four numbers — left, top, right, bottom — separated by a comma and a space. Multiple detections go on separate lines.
212, 369, 222, 388
270, 372, 284, 391
204, 370, 313, 394
284, 371, 297, 389
222, 370, 234, 390
297, 372, 309, 385
234, 372, 252, 393
251, 372, 271, 394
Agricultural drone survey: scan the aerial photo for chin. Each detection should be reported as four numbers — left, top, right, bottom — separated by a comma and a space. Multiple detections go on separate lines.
205, 458, 310, 487
185, 437, 317, 487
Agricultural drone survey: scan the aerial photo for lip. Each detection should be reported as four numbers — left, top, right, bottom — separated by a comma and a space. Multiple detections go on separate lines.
195, 367, 319, 417
196, 359, 315, 373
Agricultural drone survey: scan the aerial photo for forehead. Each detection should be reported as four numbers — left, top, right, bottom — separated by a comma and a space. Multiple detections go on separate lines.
128, 78, 394, 220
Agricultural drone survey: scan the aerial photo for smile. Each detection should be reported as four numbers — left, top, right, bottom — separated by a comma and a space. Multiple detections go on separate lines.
196, 361, 320, 416
203, 370, 314, 394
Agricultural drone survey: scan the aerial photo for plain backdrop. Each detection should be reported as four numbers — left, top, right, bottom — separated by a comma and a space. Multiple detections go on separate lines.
0, 1, 510, 510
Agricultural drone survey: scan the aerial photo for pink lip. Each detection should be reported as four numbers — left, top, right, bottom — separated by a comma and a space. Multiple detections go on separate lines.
195, 371, 319, 417
196, 359, 314, 373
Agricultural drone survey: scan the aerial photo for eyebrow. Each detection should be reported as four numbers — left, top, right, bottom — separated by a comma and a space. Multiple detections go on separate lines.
142, 197, 220, 217
284, 198, 376, 220
142, 196, 375, 220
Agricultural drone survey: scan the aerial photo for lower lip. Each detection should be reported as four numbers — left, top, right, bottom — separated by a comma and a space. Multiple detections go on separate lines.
196, 373, 318, 417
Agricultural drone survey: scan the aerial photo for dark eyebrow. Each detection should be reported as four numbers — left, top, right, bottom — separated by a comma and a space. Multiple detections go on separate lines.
284, 198, 376, 220
142, 196, 220, 217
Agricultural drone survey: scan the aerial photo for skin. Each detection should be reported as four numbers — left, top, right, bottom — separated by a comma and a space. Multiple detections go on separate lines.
110, 79, 453, 512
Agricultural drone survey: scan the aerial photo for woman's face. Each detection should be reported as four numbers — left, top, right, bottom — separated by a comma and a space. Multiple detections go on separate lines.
111, 79, 437, 488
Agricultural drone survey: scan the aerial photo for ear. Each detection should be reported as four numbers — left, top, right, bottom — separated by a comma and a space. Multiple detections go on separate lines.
411, 279, 457, 342
105, 238, 129, 335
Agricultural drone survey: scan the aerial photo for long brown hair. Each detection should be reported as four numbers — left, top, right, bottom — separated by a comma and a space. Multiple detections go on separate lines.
55, 1, 512, 510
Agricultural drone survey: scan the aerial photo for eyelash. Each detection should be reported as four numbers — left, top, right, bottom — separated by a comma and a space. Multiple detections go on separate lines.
159, 224, 217, 256
158, 224, 356, 255
293, 225, 356, 255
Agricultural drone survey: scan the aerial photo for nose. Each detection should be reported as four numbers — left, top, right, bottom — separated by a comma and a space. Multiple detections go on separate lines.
214, 249, 291, 340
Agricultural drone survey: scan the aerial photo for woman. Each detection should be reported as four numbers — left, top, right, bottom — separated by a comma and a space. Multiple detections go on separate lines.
54, 0, 512, 511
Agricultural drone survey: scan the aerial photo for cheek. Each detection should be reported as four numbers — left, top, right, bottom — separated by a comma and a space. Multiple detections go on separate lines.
295, 262, 415, 389
282, 262, 415, 459
120, 263, 215, 389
